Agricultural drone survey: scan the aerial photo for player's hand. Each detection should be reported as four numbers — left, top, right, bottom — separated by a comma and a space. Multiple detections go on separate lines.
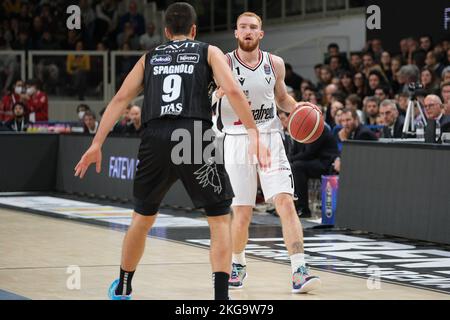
294, 101, 322, 114
74, 143, 102, 178
248, 133, 271, 170
215, 87, 225, 99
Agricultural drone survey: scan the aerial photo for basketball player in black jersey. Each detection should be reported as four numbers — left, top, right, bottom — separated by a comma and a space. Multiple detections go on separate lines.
74, 2, 270, 300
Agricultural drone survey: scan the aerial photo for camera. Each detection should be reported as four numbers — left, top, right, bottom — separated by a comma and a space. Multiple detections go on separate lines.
407, 82, 424, 92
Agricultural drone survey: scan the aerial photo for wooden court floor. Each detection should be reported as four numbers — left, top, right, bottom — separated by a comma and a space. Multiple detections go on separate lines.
0, 208, 449, 300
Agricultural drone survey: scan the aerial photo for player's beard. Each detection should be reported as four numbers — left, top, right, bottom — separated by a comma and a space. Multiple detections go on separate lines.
238, 38, 259, 52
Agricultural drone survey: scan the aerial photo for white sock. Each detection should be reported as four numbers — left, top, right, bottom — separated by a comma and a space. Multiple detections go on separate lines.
290, 253, 306, 274
232, 251, 246, 266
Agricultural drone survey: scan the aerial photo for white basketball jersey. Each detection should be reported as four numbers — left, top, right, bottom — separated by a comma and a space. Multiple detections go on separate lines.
215, 49, 282, 134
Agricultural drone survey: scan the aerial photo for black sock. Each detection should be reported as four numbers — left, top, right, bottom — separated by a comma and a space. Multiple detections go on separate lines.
115, 268, 135, 296
213, 272, 229, 300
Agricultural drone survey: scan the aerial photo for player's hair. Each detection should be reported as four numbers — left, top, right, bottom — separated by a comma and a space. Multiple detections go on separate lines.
236, 11, 262, 28
164, 2, 197, 36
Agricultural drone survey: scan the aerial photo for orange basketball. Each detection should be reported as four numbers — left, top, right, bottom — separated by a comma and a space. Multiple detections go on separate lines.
288, 105, 324, 144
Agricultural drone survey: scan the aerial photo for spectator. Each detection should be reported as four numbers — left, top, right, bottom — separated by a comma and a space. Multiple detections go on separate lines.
345, 94, 364, 123
324, 43, 349, 70
317, 65, 333, 92
279, 111, 339, 218
353, 72, 367, 99
66, 40, 91, 100
23, 79, 48, 122
300, 80, 314, 99
338, 108, 378, 142
39, 4, 56, 31
3, 0, 22, 16
94, 0, 119, 47
363, 96, 380, 125
379, 99, 404, 138
118, 0, 145, 36
11, 27, 32, 50
323, 83, 338, 123
399, 38, 409, 63
330, 101, 344, 128
419, 35, 433, 52
284, 63, 303, 95
420, 66, 440, 95
80, 0, 96, 48
62, 29, 81, 50
390, 56, 403, 94
374, 86, 390, 102
441, 82, 450, 115
397, 64, 420, 94
367, 70, 387, 96
124, 105, 142, 136
313, 63, 322, 86
83, 110, 99, 134
30, 16, 44, 49
5, 102, 29, 132
441, 66, 450, 84
368, 38, 384, 63
140, 22, 160, 51
17, 3, 32, 32
425, 51, 445, 79
76, 103, 91, 122
0, 38, 19, 94
349, 52, 362, 74
423, 94, 450, 129
117, 22, 140, 50
362, 52, 377, 77
0, 79, 25, 122
380, 51, 392, 81
329, 56, 343, 76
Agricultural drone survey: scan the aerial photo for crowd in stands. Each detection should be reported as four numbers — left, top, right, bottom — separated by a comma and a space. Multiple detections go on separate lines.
279, 36, 450, 217
0, 0, 161, 97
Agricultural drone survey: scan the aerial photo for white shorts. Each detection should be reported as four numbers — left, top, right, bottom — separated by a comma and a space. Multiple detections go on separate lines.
223, 132, 294, 206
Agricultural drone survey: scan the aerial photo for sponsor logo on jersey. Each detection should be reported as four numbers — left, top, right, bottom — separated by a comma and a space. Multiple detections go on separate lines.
265, 76, 272, 84
264, 64, 271, 75
150, 54, 172, 65
161, 103, 183, 116
238, 76, 246, 86
252, 104, 275, 122
155, 42, 199, 51
177, 53, 200, 64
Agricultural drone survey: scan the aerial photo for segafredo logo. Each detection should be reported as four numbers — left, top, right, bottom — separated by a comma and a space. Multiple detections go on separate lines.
177, 53, 199, 64
150, 54, 172, 65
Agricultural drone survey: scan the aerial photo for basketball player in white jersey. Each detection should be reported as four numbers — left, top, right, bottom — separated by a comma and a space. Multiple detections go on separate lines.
212, 12, 321, 293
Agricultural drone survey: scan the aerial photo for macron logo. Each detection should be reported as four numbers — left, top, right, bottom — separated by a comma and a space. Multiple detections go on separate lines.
177, 53, 199, 64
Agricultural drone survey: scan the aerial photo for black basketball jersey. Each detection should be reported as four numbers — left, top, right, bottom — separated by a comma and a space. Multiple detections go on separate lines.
142, 39, 214, 124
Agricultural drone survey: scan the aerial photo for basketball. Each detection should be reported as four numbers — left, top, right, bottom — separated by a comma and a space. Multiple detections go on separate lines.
288, 104, 325, 144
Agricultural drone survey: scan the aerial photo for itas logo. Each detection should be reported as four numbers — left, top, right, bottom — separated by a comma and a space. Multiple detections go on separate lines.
177, 53, 200, 64
150, 54, 172, 65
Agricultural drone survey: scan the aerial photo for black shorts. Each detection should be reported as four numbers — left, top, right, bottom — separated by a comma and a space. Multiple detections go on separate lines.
133, 118, 234, 216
